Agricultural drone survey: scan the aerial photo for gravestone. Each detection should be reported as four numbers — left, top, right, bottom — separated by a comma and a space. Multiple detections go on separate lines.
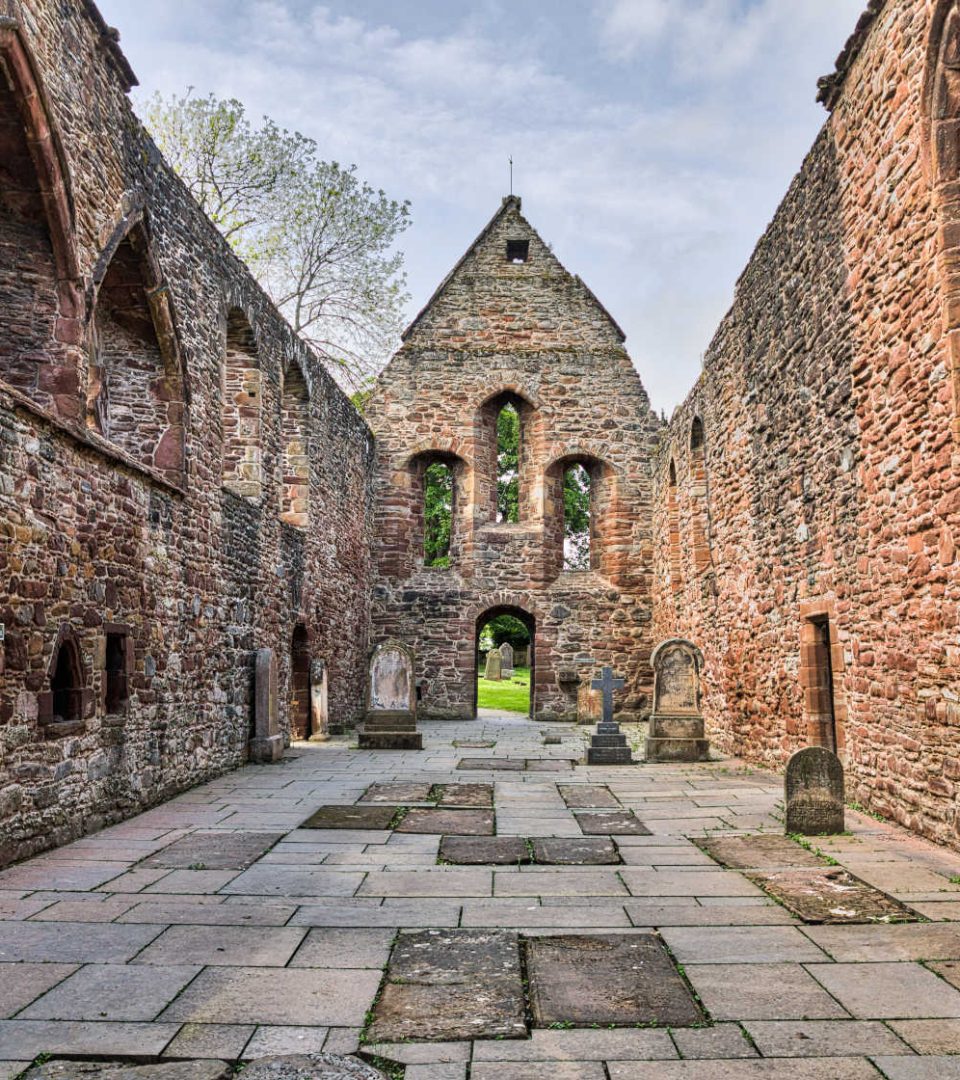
515, 645, 529, 667
308, 658, 329, 741
785, 746, 845, 835
359, 641, 422, 750
586, 666, 634, 765
484, 649, 502, 681
577, 680, 603, 725
645, 639, 710, 763
499, 642, 514, 678
249, 648, 283, 763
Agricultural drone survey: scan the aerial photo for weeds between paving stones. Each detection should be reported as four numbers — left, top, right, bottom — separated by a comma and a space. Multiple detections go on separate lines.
360, 930, 402, 1047
847, 800, 887, 822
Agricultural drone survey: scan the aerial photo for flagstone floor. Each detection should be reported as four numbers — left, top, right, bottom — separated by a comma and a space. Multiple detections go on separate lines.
3, 715, 960, 1078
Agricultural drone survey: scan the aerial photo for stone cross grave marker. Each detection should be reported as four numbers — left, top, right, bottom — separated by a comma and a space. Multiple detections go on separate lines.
785, 746, 845, 835
484, 649, 502, 681
499, 642, 514, 678
587, 666, 633, 765
249, 647, 283, 763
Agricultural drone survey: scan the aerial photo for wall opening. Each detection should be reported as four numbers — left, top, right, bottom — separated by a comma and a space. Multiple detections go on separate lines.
667, 459, 682, 594
475, 606, 534, 718
104, 631, 129, 714
423, 460, 454, 567
689, 417, 711, 573
290, 624, 311, 740
562, 462, 592, 570
222, 308, 262, 499
506, 239, 529, 264
39, 626, 87, 732
802, 615, 838, 752
496, 400, 520, 523
280, 363, 310, 527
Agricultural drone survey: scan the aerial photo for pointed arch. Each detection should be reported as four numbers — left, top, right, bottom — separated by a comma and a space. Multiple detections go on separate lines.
37, 623, 91, 734
280, 360, 310, 527
222, 307, 262, 498
0, 22, 83, 419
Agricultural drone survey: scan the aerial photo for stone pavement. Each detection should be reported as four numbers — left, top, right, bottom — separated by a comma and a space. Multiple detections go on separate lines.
2, 714, 960, 1078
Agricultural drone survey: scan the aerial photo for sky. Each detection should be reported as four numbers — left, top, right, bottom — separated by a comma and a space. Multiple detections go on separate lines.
96, 0, 866, 415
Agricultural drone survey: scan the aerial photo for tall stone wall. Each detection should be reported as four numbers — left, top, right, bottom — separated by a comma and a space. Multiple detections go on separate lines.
653, 0, 960, 848
0, 0, 375, 865
367, 197, 660, 721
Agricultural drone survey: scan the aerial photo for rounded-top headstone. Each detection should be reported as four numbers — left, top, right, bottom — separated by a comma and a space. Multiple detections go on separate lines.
785, 746, 845, 836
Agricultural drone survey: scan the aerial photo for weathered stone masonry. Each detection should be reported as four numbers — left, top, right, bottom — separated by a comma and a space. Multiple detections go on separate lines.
654, 0, 960, 849
0, 0, 375, 866
366, 198, 661, 722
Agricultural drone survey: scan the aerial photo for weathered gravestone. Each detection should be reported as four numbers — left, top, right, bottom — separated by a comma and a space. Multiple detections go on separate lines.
577, 680, 603, 725
359, 641, 422, 750
586, 666, 634, 765
785, 746, 845, 835
499, 641, 514, 677
515, 645, 529, 668
645, 639, 710, 763
249, 647, 283, 763
484, 648, 502, 681
308, 657, 329, 741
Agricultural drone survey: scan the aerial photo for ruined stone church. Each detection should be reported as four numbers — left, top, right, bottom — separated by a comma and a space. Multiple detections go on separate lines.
2, 0, 960, 866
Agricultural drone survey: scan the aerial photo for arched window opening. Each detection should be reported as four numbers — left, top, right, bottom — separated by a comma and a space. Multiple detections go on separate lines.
563, 463, 592, 570
38, 626, 88, 733
424, 461, 454, 567
667, 459, 682, 594
290, 624, 311, 740
280, 364, 310, 527
496, 401, 520, 523
222, 309, 262, 498
476, 608, 534, 717
89, 228, 185, 478
689, 417, 711, 573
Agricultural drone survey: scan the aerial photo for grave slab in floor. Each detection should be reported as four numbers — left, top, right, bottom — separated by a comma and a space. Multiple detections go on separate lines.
300, 806, 399, 830
696, 834, 826, 870
558, 785, 621, 809
746, 867, 918, 924
437, 784, 494, 808
359, 783, 435, 804
524, 933, 703, 1027
530, 837, 621, 865
439, 836, 529, 865
396, 809, 495, 835
575, 811, 651, 836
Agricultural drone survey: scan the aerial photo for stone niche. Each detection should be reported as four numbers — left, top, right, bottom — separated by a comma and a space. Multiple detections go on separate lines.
249, 648, 284, 763
359, 641, 422, 750
645, 638, 710, 763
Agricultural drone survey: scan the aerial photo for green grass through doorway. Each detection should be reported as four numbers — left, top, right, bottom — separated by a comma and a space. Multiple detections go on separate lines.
477, 665, 531, 713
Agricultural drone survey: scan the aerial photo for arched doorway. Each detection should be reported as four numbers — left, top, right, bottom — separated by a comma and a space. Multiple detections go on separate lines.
290, 624, 310, 740
475, 606, 535, 718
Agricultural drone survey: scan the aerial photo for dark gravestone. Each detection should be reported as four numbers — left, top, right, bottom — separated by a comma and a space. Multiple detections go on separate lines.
359, 782, 434, 804
301, 805, 398, 830
250, 648, 283, 763
359, 641, 422, 750
396, 808, 495, 835
785, 746, 845, 835
531, 837, 621, 865
645, 639, 710, 763
367, 929, 526, 1042
575, 810, 651, 836
586, 667, 634, 766
437, 783, 494, 807
439, 835, 529, 864
525, 934, 703, 1026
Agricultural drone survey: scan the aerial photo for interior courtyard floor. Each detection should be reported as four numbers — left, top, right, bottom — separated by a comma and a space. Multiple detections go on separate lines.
2, 716, 960, 1078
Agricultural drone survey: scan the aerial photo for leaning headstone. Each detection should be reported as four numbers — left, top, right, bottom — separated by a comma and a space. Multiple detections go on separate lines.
484, 649, 502, 681
785, 746, 845, 835
499, 642, 514, 678
586, 666, 633, 765
359, 641, 422, 750
250, 648, 283, 763
308, 657, 329, 741
645, 639, 710, 763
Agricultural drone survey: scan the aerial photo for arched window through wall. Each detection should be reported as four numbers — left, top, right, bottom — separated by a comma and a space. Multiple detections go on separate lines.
689, 417, 711, 573
667, 459, 682, 594
38, 625, 89, 733
563, 463, 592, 570
280, 364, 310, 527
496, 400, 520, 523
424, 460, 454, 567
222, 309, 262, 498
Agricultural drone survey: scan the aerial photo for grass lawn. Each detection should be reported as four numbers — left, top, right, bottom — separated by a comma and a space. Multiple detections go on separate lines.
477, 665, 531, 714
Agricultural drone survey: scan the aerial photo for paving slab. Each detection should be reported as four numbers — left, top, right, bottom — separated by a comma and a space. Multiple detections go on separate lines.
531, 837, 620, 865
617, 845, 715, 866
243, 1025, 330, 1056
18, 963, 200, 1021
696, 834, 828, 869
575, 811, 651, 836
439, 836, 529, 865
621, 870, 766, 898
558, 785, 620, 809
140, 832, 284, 870
20, 1062, 231, 1079
624, 901, 797, 927
670, 1024, 758, 1059
0, 922, 162, 963
219, 868, 364, 896
359, 783, 435, 804
808, 961, 960, 1018
461, 900, 631, 928
748, 868, 916, 924
471, 1027, 677, 1060
525, 759, 576, 772
359, 870, 491, 897
301, 806, 399, 830
118, 900, 297, 925
0, 1019, 181, 1058
239, 1054, 388, 1079
158, 967, 381, 1025
888, 1018, 960, 1053
525, 933, 703, 1027
684, 963, 849, 1020
0, 963, 77, 1017
366, 929, 526, 1042
870, 1059, 960, 1080
472, 1065, 605, 1080
162, 1022, 254, 1059
496, 869, 627, 896
290, 928, 395, 968
662, 925, 829, 964
457, 759, 524, 771
436, 784, 494, 808
396, 809, 494, 835
133, 924, 307, 967
743, 1019, 912, 1057
607, 1061, 881, 1079
803, 922, 960, 960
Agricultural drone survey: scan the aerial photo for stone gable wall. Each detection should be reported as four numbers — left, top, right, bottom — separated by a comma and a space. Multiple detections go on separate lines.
653, 0, 960, 848
0, 0, 375, 865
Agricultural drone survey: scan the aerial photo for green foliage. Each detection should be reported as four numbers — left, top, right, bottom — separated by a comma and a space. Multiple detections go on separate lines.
424, 462, 452, 567
496, 403, 520, 523
481, 614, 530, 649
143, 90, 411, 390
477, 666, 531, 714
563, 463, 591, 570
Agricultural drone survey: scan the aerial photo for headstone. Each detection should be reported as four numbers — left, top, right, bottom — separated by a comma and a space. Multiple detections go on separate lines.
359, 641, 422, 750
250, 648, 283, 763
577, 680, 603, 725
586, 666, 634, 765
785, 746, 845, 835
645, 639, 710, 763
308, 658, 329, 741
499, 642, 514, 677
484, 649, 502, 681
514, 645, 529, 667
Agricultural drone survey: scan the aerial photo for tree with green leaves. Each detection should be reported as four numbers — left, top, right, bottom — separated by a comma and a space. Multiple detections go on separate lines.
144, 91, 411, 390
563, 464, 591, 570
496, 403, 520, 523
423, 462, 452, 567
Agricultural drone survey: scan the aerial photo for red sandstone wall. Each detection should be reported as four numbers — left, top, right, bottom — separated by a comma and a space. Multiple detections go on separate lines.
0, 0, 375, 865
654, 0, 960, 848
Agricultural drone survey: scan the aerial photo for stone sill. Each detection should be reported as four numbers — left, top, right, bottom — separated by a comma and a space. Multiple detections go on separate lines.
0, 380, 187, 496
42, 720, 86, 739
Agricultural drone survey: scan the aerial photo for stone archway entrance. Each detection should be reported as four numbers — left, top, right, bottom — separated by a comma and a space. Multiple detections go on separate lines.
474, 606, 535, 718
290, 624, 310, 740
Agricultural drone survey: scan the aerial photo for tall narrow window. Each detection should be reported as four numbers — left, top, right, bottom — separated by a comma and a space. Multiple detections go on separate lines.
290, 624, 310, 740
803, 616, 838, 752
104, 631, 129, 714
280, 364, 310, 527
424, 461, 453, 567
496, 401, 520, 523
689, 418, 711, 573
563, 463, 591, 570
667, 459, 682, 594
222, 309, 262, 498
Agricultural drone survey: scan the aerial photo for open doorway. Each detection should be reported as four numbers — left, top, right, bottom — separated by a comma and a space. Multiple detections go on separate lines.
475, 607, 534, 717
290, 624, 310, 740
